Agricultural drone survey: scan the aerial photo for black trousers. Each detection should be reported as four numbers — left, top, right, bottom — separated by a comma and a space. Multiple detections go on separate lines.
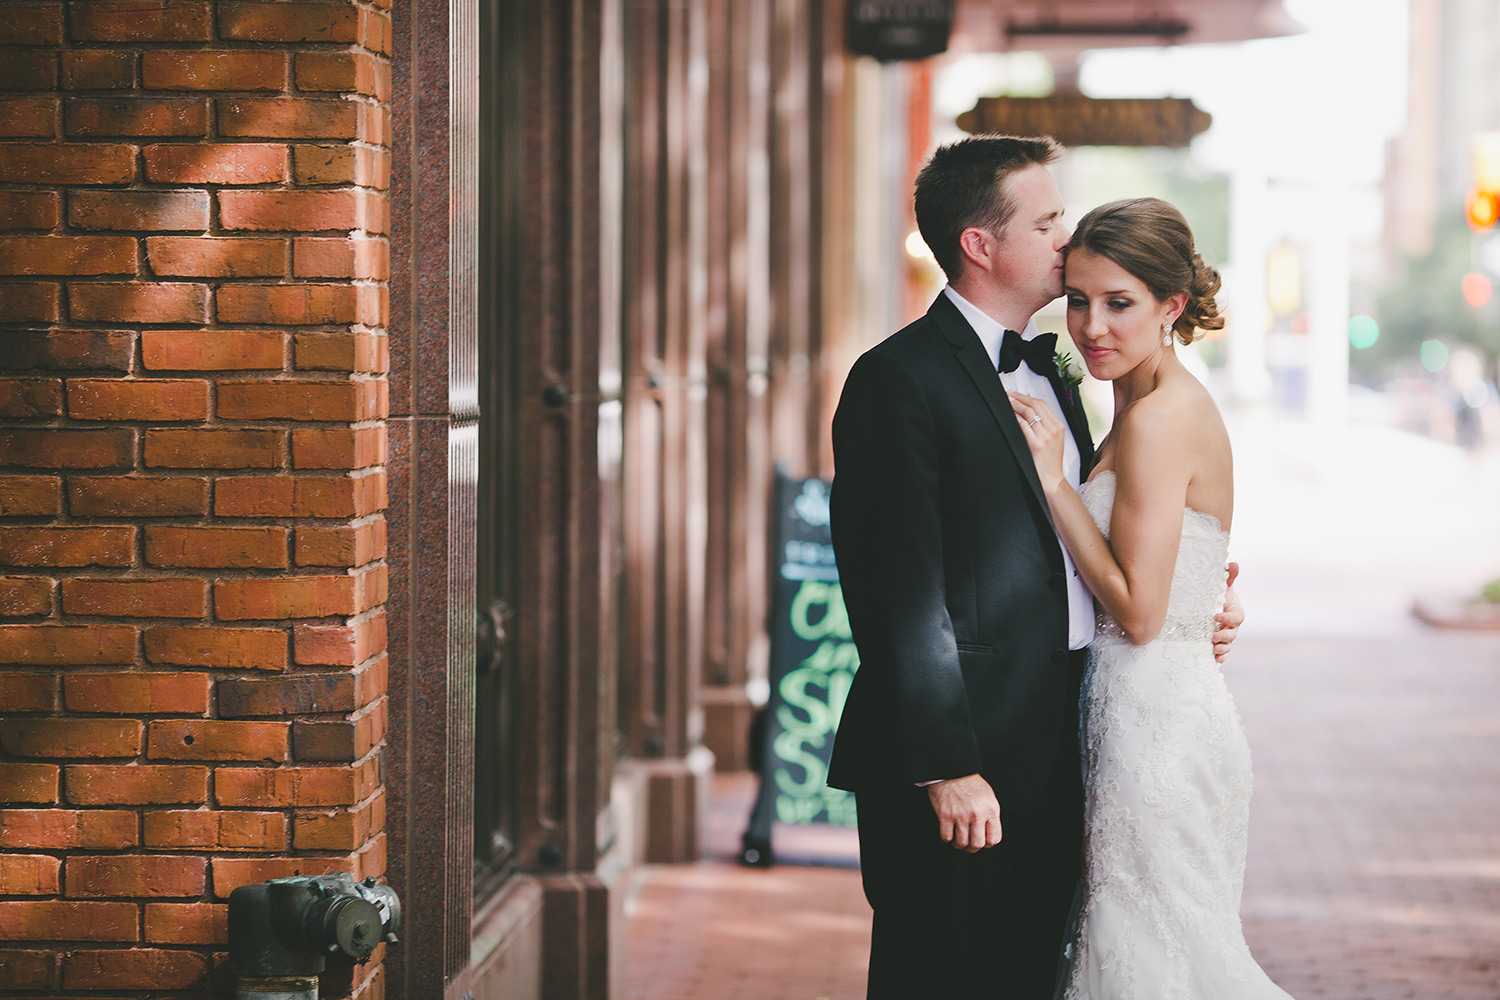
855, 652, 1086, 1000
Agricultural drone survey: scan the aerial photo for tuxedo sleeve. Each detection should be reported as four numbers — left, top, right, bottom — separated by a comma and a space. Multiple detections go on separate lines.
831, 350, 983, 785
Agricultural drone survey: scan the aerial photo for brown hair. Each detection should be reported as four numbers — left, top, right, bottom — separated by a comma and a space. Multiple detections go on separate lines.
913, 134, 1062, 280
1067, 197, 1224, 344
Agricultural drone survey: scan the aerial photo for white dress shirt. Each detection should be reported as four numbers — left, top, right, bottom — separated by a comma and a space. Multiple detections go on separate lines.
944, 285, 1096, 651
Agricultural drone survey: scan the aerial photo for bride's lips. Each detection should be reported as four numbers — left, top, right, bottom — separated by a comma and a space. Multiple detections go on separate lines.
1081, 344, 1115, 362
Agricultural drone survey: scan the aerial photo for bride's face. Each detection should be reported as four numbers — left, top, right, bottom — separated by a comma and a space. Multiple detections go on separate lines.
1063, 249, 1183, 381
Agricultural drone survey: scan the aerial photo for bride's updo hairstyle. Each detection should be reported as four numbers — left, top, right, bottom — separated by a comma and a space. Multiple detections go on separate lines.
1067, 197, 1224, 345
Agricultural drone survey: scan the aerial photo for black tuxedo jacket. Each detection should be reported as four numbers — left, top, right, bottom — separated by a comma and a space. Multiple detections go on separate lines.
827, 293, 1094, 808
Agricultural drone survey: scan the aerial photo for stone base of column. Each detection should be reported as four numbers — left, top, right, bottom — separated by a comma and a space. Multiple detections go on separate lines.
539, 873, 609, 1000
642, 745, 715, 863
701, 685, 758, 771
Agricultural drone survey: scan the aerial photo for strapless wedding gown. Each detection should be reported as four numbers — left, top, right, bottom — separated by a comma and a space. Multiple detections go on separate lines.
1061, 471, 1293, 1000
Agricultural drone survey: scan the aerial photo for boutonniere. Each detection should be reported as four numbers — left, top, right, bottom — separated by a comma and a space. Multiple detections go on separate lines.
1053, 350, 1084, 390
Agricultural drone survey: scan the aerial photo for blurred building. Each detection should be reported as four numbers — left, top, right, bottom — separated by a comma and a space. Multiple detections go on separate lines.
0, 2, 1291, 998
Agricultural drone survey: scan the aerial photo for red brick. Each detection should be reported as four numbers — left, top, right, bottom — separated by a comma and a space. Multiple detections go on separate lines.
0, 51, 58, 90
292, 237, 354, 278
146, 526, 287, 569
295, 51, 386, 98
0, 808, 135, 849
0, 857, 58, 895
0, 378, 63, 417
357, 102, 389, 146
214, 575, 358, 620
0, 97, 58, 138
144, 810, 286, 852
148, 720, 288, 762
144, 428, 284, 469
0, 574, 54, 616
144, 902, 228, 945
5, 330, 133, 371
62, 948, 207, 988
0, 235, 135, 276
216, 760, 377, 808
142, 142, 286, 184
292, 143, 354, 184
144, 626, 288, 670
68, 476, 209, 516
0, 624, 135, 665
71, 2, 213, 41
217, 673, 354, 716
142, 330, 286, 371
293, 789, 383, 850
218, 379, 379, 422
0, 143, 135, 184
0, 428, 135, 469
0, 670, 56, 710
69, 189, 209, 230
63, 672, 211, 714
0, 718, 141, 759
0, 902, 137, 942
214, 476, 293, 516
291, 426, 386, 469
219, 189, 367, 232
70, 283, 208, 324
0, 526, 134, 567
293, 612, 386, 666
61, 578, 208, 618
296, 519, 385, 567
293, 332, 388, 371
218, 98, 357, 140
0, 949, 56, 989
290, 471, 386, 518
62, 50, 135, 90
66, 855, 205, 899
146, 236, 284, 277
0, 191, 60, 229
0, 476, 62, 516
143, 50, 284, 91
217, 284, 358, 324
0, 282, 61, 321
211, 856, 354, 899
65, 764, 208, 805
360, 7, 393, 54
5, 3, 63, 44
220, 2, 358, 42
66, 98, 207, 138
67, 378, 210, 421
294, 698, 385, 761
0, 764, 58, 805
358, 283, 388, 323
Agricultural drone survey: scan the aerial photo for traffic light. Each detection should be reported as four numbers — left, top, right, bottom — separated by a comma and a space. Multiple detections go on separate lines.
1468, 132, 1500, 231
1466, 188, 1499, 231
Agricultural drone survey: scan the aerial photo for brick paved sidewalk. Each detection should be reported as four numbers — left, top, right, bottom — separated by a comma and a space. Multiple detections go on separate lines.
625, 630, 1500, 999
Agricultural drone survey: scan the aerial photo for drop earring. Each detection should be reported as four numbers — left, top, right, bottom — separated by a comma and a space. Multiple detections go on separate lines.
1162, 321, 1173, 346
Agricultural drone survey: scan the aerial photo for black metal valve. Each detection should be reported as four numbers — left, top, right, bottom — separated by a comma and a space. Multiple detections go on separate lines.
229, 873, 402, 978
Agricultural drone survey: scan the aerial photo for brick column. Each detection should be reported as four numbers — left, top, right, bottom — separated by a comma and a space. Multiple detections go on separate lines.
0, 3, 392, 996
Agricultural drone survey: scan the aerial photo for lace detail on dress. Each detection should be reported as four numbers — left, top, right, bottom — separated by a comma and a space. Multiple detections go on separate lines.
1062, 471, 1293, 1000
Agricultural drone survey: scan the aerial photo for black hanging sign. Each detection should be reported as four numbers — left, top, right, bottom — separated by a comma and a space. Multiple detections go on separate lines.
846, 0, 954, 62
741, 473, 860, 866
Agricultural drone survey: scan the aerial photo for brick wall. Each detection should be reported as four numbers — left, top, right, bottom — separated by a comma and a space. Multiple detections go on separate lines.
0, 3, 392, 995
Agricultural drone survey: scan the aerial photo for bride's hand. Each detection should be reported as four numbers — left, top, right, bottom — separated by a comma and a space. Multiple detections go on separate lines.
1009, 391, 1066, 491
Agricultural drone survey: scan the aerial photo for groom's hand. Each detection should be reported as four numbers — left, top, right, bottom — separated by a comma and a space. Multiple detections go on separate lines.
927, 773, 1002, 853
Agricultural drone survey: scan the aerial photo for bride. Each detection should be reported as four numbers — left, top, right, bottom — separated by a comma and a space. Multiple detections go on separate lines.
1009, 198, 1294, 1000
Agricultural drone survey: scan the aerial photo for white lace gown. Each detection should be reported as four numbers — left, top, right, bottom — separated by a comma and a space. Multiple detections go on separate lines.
1062, 471, 1293, 1000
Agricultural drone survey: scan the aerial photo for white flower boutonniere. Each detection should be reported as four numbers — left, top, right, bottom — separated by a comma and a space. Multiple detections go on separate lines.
1053, 350, 1084, 390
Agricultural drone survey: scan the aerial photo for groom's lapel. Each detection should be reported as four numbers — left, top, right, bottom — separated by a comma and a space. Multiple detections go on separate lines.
1045, 369, 1096, 477
929, 295, 1057, 532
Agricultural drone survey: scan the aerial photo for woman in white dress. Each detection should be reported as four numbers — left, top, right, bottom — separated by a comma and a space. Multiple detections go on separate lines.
1008, 198, 1294, 1000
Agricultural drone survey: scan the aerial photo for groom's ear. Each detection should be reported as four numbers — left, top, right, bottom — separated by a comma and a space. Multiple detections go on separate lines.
958, 227, 992, 272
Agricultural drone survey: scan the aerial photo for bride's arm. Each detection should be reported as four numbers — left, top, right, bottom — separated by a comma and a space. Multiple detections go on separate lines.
1010, 392, 1190, 645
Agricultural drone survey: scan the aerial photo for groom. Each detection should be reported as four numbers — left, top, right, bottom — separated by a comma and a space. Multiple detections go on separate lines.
827, 135, 1242, 998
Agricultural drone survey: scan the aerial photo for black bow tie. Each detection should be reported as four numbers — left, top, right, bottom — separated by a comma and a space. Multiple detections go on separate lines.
998, 329, 1058, 377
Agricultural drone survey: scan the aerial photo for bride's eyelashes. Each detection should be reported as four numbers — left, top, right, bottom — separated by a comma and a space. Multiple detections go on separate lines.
1064, 294, 1136, 312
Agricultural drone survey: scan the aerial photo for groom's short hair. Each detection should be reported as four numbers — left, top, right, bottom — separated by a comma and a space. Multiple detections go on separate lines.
914, 134, 1062, 280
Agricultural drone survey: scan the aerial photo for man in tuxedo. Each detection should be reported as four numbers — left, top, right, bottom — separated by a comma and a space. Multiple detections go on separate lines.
827, 135, 1242, 998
